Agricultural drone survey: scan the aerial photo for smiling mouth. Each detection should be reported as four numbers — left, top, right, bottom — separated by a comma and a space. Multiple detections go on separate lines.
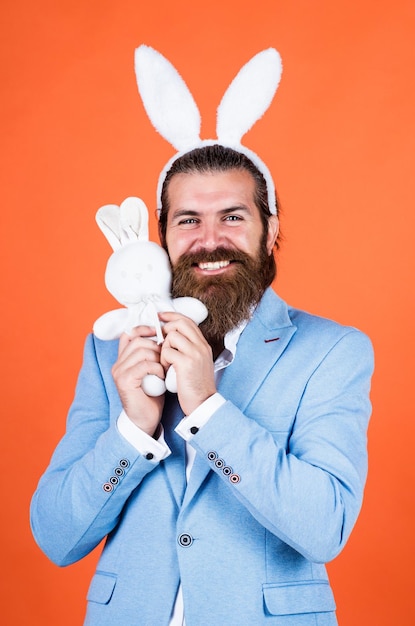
197, 260, 232, 271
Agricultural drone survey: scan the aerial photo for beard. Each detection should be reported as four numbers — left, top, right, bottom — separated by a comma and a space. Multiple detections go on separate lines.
171, 241, 271, 343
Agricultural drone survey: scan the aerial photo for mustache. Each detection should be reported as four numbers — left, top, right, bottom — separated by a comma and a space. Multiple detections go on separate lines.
173, 246, 252, 269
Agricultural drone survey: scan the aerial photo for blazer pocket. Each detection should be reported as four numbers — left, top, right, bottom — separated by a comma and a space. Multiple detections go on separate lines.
87, 571, 117, 605
263, 580, 336, 616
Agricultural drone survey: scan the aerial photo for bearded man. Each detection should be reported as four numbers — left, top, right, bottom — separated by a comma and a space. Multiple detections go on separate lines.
31, 145, 373, 626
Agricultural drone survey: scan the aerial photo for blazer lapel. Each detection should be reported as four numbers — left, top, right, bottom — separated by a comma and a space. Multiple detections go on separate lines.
219, 290, 296, 411
182, 289, 297, 508
182, 452, 212, 508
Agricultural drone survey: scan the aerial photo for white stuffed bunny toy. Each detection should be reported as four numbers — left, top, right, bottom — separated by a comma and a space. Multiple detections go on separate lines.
93, 196, 208, 397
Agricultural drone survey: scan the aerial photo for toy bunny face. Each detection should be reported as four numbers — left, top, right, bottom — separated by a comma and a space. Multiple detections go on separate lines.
105, 241, 172, 306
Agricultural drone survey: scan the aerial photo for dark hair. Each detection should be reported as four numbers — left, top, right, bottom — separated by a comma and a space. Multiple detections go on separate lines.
158, 144, 281, 284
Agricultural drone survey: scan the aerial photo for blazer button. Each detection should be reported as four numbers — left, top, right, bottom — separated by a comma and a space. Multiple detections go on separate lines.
178, 533, 193, 547
114, 466, 124, 477
229, 473, 241, 484
222, 466, 233, 476
119, 459, 130, 469
102, 482, 113, 492
207, 451, 218, 461
214, 458, 225, 469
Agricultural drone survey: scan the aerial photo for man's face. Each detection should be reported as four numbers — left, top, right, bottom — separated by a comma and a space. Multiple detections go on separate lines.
165, 169, 278, 269
164, 169, 279, 340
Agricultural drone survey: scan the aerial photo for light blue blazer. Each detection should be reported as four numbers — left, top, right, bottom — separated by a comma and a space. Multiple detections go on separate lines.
31, 289, 374, 625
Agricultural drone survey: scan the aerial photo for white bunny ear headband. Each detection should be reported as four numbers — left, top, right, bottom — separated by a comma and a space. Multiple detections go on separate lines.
134, 45, 283, 215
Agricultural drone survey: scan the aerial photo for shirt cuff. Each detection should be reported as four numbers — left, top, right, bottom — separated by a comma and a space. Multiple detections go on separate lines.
175, 393, 226, 441
117, 410, 171, 461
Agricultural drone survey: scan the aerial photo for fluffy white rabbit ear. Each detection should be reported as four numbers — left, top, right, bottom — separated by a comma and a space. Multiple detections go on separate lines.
96, 197, 150, 250
135, 45, 201, 151
216, 48, 282, 145
119, 197, 149, 243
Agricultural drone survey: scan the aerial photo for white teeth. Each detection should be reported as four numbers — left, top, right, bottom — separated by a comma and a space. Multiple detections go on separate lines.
198, 260, 230, 271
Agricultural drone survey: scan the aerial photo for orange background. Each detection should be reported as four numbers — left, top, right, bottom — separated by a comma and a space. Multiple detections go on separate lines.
1, 1, 414, 624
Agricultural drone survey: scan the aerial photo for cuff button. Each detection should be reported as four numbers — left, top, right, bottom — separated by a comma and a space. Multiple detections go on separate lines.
229, 473, 241, 484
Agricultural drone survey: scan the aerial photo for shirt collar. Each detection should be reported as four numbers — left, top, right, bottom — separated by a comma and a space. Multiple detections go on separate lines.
214, 317, 249, 372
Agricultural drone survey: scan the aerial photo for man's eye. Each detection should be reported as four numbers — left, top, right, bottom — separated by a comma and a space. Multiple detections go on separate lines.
179, 218, 198, 225
225, 215, 242, 221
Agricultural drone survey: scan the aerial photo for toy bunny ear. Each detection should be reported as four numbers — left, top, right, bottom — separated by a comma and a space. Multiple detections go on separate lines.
119, 197, 149, 242
135, 45, 201, 151
216, 48, 282, 145
96, 204, 124, 251
96, 197, 149, 251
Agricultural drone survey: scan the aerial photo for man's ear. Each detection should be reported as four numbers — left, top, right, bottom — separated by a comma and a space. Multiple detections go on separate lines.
158, 220, 166, 250
266, 215, 279, 254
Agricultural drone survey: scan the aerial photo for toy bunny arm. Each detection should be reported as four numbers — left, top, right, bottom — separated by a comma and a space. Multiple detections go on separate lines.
93, 309, 129, 341
172, 297, 208, 325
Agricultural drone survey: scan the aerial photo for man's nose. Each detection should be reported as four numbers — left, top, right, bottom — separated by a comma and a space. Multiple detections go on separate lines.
197, 222, 222, 250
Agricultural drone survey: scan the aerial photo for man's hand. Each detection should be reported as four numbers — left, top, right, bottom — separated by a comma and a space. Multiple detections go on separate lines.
159, 312, 217, 416
111, 327, 165, 436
